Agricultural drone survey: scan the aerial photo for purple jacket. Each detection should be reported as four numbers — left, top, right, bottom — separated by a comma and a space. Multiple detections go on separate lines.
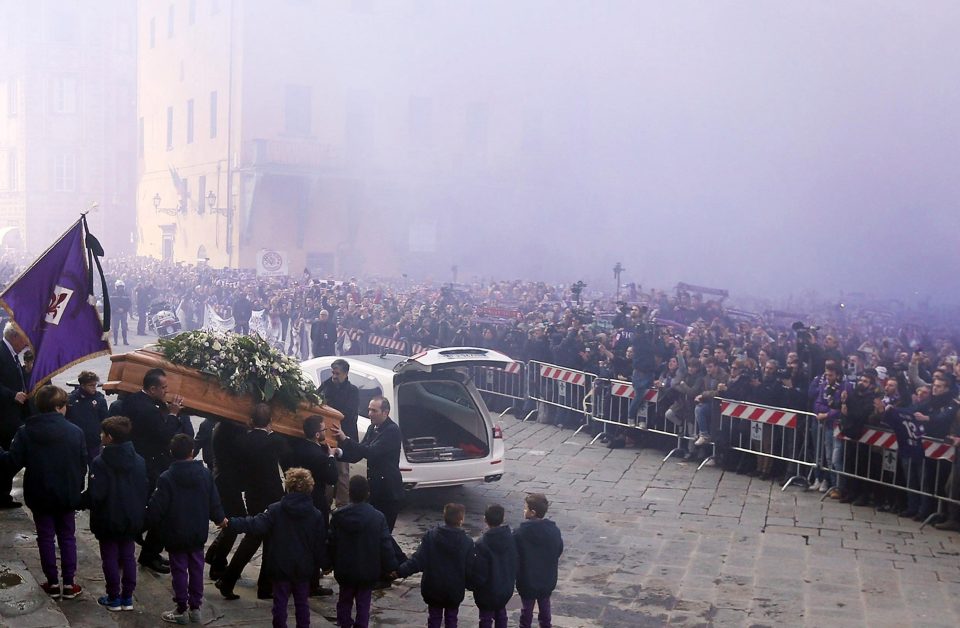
812, 379, 849, 428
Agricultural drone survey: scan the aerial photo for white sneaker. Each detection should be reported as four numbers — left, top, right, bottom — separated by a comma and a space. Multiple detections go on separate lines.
694, 435, 712, 447
819, 483, 830, 494
808, 479, 821, 492
637, 422, 646, 430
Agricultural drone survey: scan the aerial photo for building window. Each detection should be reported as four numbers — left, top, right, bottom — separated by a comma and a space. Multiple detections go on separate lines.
209, 91, 217, 138
197, 175, 206, 214
54, 154, 77, 191
6, 79, 17, 116
149, 17, 156, 48
167, 4, 175, 38
284, 84, 311, 136
52, 76, 77, 114
3, 150, 17, 191
186, 98, 194, 144
166, 106, 174, 150
188, 0, 197, 25
138, 116, 144, 157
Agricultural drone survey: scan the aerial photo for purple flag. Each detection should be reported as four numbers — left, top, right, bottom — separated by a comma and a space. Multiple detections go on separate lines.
0, 218, 110, 392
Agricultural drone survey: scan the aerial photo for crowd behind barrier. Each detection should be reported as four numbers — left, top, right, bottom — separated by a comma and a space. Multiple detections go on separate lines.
2, 252, 960, 530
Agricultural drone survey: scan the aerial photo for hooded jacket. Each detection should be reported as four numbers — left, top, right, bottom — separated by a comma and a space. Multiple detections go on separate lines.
84, 441, 148, 540
514, 518, 564, 600
328, 501, 398, 588
66, 387, 108, 450
398, 524, 477, 608
145, 459, 224, 551
229, 491, 329, 582
1, 412, 86, 514
472, 525, 518, 611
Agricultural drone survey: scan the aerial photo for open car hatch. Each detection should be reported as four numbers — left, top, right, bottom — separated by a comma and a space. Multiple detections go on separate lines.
394, 347, 516, 374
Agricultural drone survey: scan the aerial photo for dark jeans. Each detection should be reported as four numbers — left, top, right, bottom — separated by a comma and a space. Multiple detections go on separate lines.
113, 313, 128, 344
169, 548, 204, 612
273, 580, 311, 628
35, 511, 77, 585
428, 605, 459, 628
99, 538, 137, 598
336, 585, 372, 628
627, 371, 653, 420
519, 596, 552, 628
478, 607, 508, 628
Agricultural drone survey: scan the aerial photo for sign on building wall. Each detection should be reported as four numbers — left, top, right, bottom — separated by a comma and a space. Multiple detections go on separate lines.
256, 249, 289, 276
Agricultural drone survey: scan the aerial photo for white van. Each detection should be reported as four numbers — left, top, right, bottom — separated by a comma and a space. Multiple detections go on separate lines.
300, 347, 509, 490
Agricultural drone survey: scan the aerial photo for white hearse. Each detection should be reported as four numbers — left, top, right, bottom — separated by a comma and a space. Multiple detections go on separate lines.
300, 347, 509, 490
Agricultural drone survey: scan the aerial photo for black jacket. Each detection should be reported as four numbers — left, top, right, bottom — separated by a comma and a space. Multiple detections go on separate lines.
211, 419, 247, 485
281, 437, 338, 515
1, 412, 87, 514
514, 518, 564, 600
0, 341, 27, 447
398, 524, 478, 608
240, 429, 287, 514
66, 388, 108, 450
83, 441, 148, 540
328, 501, 398, 588
840, 385, 876, 439
319, 376, 359, 440
472, 525, 518, 611
145, 459, 225, 552
339, 418, 404, 504
124, 390, 179, 472
229, 491, 329, 582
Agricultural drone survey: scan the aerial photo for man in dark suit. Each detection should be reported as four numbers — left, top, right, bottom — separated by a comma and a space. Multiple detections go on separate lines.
216, 403, 287, 601
0, 324, 30, 509
124, 367, 181, 572
331, 396, 403, 531
318, 359, 359, 506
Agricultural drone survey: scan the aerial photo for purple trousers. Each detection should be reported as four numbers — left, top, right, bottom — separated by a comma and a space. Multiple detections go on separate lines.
427, 605, 459, 628
34, 511, 77, 585
478, 607, 508, 628
336, 585, 372, 628
99, 538, 137, 598
519, 596, 552, 628
168, 548, 204, 612
273, 580, 311, 628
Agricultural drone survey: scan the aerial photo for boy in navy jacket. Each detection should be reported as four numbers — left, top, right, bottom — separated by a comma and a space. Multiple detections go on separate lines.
83, 416, 148, 612
225, 467, 329, 628
65, 371, 108, 463
472, 504, 517, 628
396, 503, 477, 628
1, 385, 87, 599
514, 493, 563, 628
146, 434, 224, 625
328, 475, 398, 628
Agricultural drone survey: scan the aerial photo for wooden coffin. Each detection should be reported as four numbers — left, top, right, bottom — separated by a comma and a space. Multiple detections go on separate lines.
103, 348, 342, 446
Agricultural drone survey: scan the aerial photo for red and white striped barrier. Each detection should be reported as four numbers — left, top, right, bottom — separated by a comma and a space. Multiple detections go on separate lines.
540, 365, 586, 385
609, 382, 658, 402
719, 401, 798, 428
835, 426, 956, 462
504, 362, 522, 374
367, 334, 406, 353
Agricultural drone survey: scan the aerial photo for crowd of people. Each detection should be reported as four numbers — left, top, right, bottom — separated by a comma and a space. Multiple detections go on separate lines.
1, 252, 960, 625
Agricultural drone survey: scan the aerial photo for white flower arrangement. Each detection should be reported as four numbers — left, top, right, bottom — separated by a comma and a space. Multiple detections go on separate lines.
158, 330, 320, 410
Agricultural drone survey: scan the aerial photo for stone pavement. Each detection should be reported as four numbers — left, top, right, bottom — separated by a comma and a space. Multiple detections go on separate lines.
1, 343, 959, 626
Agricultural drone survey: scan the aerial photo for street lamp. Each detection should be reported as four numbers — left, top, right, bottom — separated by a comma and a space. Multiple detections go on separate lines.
613, 262, 625, 300
153, 193, 179, 216
206, 190, 228, 215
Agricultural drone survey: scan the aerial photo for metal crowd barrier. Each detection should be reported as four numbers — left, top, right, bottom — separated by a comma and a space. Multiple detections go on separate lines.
587, 379, 692, 462
712, 397, 817, 491
824, 423, 959, 526
471, 362, 527, 417
526, 360, 594, 435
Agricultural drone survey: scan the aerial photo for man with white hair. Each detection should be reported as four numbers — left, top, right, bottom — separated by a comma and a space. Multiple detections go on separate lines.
311, 309, 337, 358
0, 323, 30, 508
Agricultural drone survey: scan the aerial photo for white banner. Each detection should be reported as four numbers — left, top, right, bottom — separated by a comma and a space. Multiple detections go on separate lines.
249, 309, 269, 339
256, 249, 289, 277
202, 304, 235, 333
